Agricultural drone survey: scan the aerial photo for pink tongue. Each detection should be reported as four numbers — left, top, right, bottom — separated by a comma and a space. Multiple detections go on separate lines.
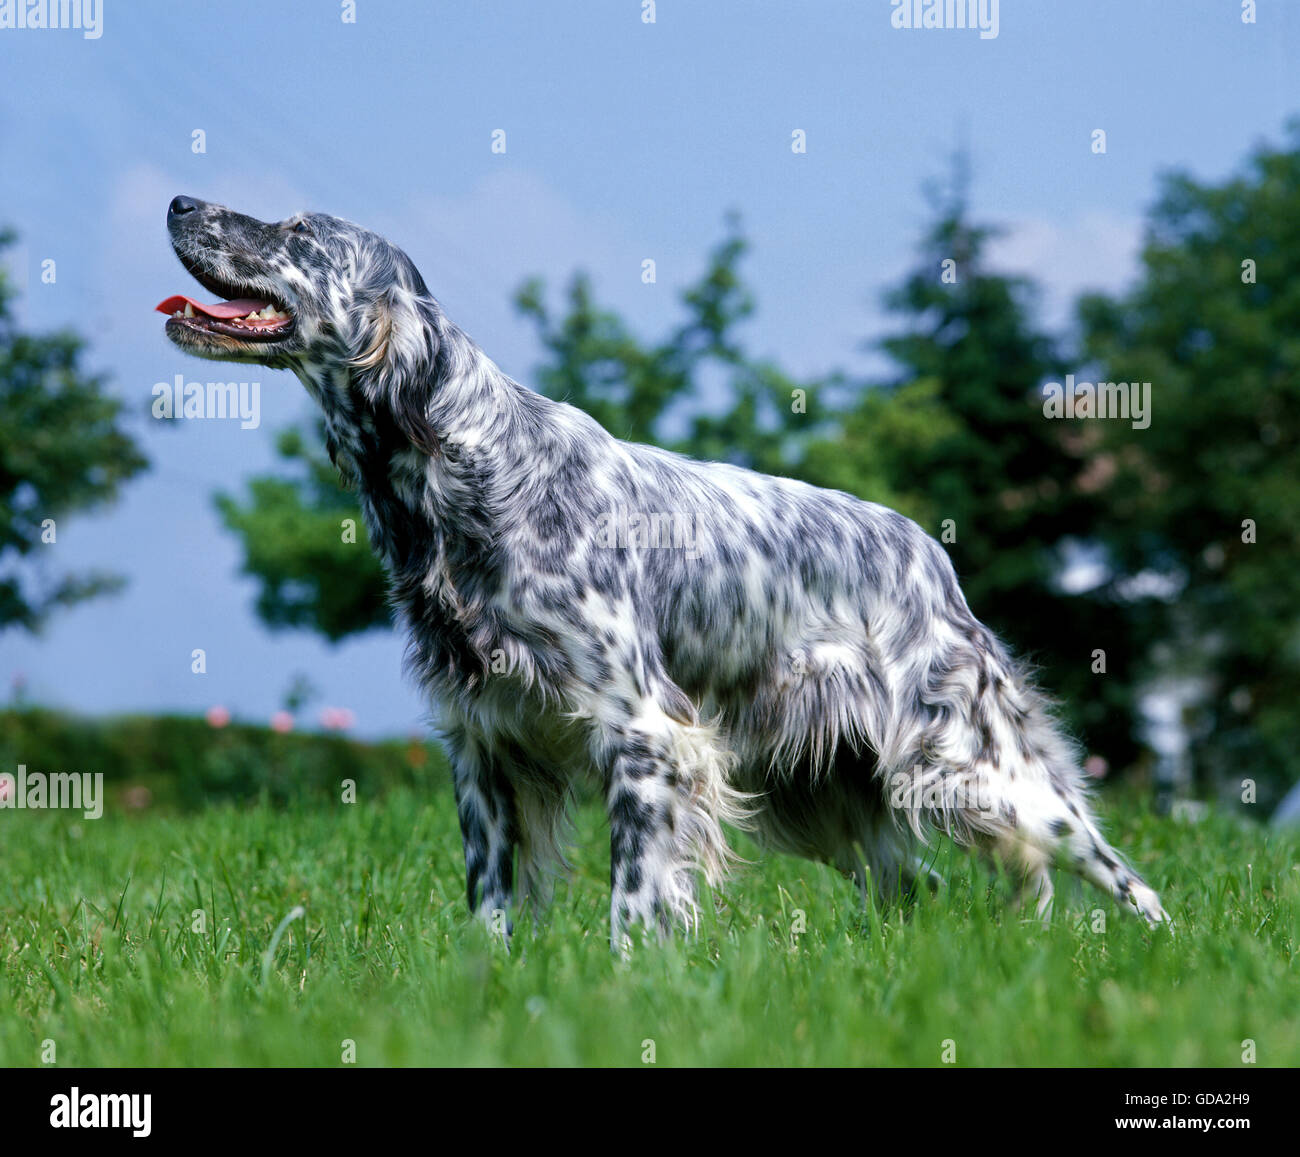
155, 294, 272, 319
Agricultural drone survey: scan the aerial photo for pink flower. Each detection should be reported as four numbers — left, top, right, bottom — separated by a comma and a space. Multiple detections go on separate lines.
1084, 755, 1109, 780
270, 711, 294, 734
123, 785, 153, 811
319, 706, 356, 731
206, 705, 231, 728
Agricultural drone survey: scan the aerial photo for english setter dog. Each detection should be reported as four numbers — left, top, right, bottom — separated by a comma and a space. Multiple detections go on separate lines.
159, 195, 1169, 944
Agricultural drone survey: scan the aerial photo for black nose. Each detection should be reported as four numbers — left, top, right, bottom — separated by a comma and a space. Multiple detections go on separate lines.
168, 195, 200, 219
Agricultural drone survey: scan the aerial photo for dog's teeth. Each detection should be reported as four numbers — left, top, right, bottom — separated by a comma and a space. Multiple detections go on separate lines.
259, 305, 276, 319
245, 312, 260, 321
183, 303, 195, 317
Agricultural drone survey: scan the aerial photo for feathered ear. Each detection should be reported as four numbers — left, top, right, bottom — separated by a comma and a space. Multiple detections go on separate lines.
349, 289, 441, 455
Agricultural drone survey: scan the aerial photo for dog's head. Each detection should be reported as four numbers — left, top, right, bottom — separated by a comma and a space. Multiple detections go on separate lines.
160, 195, 439, 390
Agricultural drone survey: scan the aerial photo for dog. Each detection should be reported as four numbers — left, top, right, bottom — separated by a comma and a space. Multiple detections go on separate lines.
159, 195, 1169, 945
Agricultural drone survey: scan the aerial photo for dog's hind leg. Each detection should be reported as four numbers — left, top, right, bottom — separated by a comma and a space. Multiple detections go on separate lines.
972, 774, 1167, 925
894, 750, 1167, 925
886, 665, 1169, 925
869, 533, 1168, 925
746, 762, 934, 911
845, 821, 936, 909
511, 769, 574, 917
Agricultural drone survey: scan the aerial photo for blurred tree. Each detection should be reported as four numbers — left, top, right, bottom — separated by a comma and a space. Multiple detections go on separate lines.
215, 424, 388, 640
0, 231, 147, 632
515, 215, 829, 473
800, 172, 1145, 766
1078, 125, 1300, 797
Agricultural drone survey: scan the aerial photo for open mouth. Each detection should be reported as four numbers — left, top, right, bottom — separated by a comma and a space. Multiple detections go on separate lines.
156, 294, 294, 342
156, 258, 295, 345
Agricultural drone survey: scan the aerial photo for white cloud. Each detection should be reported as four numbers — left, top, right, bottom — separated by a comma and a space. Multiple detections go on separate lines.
986, 211, 1143, 327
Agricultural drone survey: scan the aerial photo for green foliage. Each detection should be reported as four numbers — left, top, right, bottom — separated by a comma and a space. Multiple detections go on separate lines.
0, 787, 1294, 1065
1079, 124, 1300, 797
0, 232, 148, 631
516, 216, 829, 474
0, 708, 448, 812
800, 184, 1143, 764
215, 426, 389, 641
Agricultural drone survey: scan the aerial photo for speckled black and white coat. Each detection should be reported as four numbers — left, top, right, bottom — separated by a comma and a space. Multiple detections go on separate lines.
163, 197, 1169, 945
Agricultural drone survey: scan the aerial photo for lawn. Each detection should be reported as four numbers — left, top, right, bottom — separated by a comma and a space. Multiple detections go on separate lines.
1, 785, 1296, 1066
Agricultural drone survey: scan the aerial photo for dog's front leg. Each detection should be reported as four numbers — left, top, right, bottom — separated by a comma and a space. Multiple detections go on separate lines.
594, 701, 743, 951
445, 727, 518, 940
605, 729, 693, 949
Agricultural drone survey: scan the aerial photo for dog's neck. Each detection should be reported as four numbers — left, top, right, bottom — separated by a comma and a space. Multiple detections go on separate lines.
289, 323, 530, 584
290, 311, 609, 688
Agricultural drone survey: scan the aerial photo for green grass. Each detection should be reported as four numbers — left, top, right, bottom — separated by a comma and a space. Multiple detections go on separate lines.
1, 787, 1297, 1066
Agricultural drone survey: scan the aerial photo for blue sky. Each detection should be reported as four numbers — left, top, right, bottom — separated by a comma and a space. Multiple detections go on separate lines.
1, 0, 1296, 737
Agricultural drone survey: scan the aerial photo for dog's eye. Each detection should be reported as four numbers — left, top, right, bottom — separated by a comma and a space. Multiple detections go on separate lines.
292, 220, 311, 235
